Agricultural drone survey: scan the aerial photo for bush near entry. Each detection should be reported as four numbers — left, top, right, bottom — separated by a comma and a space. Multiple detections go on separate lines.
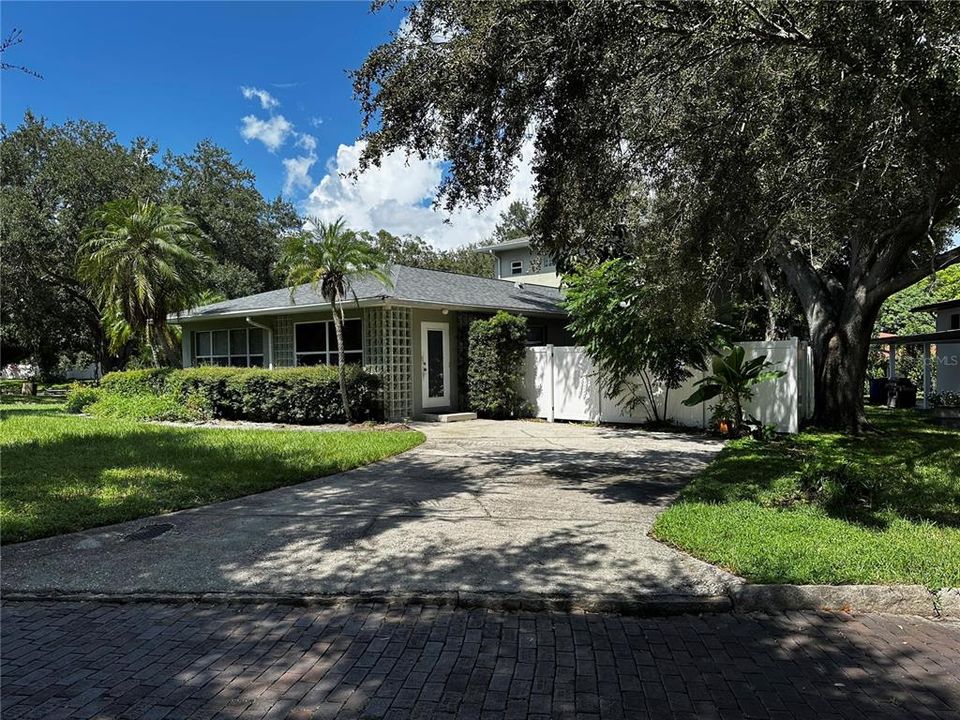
467, 311, 530, 419
68, 365, 382, 424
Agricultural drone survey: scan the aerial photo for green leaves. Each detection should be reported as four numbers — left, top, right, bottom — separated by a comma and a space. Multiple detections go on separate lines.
280, 217, 392, 305
466, 311, 530, 419
683, 343, 786, 435
78, 199, 211, 364
564, 257, 715, 421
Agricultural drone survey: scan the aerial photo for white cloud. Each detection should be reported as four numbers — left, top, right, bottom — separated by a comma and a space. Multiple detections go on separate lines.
310, 116, 324, 127
283, 154, 317, 195
297, 133, 317, 152
241, 86, 279, 110
303, 140, 535, 249
240, 114, 294, 152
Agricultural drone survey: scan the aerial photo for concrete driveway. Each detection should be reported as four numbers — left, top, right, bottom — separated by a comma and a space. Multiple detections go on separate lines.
1, 420, 739, 600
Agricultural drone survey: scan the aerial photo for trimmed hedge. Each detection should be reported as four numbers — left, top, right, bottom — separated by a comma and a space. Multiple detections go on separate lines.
73, 366, 382, 424
466, 311, 531, 419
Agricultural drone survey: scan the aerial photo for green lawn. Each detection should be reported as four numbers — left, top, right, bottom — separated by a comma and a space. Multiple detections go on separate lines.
1, 402, 424, 544
652, 409, 960, 588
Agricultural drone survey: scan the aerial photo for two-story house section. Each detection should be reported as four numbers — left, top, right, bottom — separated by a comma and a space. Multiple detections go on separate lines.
486, 237, 562, 287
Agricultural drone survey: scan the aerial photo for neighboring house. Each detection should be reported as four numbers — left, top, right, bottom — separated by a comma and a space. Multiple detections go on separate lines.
171, 264, 572, 420
486, 237, 562, 287
872, 297, 960, 402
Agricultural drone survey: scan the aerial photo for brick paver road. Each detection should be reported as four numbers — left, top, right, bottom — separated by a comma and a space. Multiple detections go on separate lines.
1, 602, 958, 720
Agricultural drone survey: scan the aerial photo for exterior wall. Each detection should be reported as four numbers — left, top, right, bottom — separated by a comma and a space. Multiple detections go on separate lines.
935, 308, 960, 393
492, 247, 561, 286
363, 306, 414, 420
178, 304, 571, 420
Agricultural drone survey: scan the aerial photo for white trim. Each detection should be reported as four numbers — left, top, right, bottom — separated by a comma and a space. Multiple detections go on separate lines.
420, 321, 451, 409
245, 317, 274, 370
293, 318, 363, 366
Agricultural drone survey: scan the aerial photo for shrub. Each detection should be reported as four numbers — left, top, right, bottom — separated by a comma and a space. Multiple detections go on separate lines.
90, 366, 382, 424
100, 368, 172, 396
87, 392, 202, 422
64, 383, 102, 414
931, 391, 960, 408
797, 461, 891, 516
466, 311, 530, 419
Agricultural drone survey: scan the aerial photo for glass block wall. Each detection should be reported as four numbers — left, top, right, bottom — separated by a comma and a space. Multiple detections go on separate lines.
274, 315, 294, 367
363, 306, 413, 420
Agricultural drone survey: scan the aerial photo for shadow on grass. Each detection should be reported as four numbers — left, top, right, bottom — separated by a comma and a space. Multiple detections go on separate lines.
677, 408, 960, 529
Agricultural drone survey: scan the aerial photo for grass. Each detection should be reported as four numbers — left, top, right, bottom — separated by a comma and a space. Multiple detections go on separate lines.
652, 408, 960, 588
1, 402, 424, 544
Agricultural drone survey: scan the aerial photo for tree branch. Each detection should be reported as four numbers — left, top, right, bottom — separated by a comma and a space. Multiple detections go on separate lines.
874, 244, 960, 298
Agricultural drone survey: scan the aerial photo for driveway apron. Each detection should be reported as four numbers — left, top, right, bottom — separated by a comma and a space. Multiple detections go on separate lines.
1, 420, 738, 598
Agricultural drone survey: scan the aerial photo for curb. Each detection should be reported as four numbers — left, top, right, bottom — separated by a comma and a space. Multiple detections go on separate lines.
3, 587, 955, 618
729, 584, 959, 619
0, 590, 732, 617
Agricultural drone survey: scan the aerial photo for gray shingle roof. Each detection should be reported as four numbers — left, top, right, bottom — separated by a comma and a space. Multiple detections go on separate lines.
171, 265, 566, 321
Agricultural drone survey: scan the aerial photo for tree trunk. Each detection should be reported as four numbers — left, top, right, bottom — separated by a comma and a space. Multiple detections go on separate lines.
330, 297, 353, 423
805, 297, 879, 433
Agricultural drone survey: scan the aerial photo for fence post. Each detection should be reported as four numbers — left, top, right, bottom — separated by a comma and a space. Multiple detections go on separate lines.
547, 345, 555, 423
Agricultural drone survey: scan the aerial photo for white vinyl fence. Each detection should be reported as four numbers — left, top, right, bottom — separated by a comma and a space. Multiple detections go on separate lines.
523, 339, 814, 433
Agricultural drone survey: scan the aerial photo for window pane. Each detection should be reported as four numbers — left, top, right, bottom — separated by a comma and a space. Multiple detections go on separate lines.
248, 328, 264, 354
329, 351, 363, 366
230, 329, 247, 356
229, 356, 248, 367
296, 353, 327, 367
526, 325, 547, 345
295, 323, 327, 353
511, 261, 522, 275
427, 329, 444, 397
212, 330, 229, 356
249, 355, 265, 368
342, 319, 362, 351
196, 332, 211, 356
213, 356, 229, 367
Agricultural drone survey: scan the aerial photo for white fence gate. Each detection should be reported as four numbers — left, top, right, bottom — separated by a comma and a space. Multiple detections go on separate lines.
523, 338, 814, 433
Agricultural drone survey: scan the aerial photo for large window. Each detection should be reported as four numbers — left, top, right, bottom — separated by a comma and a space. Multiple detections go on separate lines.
295, 319, 363, 366
195, 328, 264, 367
510, 260, 523, 275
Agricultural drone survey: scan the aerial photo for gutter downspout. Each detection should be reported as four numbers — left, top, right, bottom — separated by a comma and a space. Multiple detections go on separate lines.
246, 317, 274, 369
487, 249, 501, 280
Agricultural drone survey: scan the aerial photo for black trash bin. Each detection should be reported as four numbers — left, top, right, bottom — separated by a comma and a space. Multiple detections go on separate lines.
868, 377, 889, 405
887, 378, 917, 409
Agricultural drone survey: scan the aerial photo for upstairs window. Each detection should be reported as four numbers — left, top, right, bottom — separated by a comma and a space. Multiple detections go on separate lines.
951, 313, 959, 330
295, 319, 363, 366
195, 328, 264, 367
510, 260, 523, 275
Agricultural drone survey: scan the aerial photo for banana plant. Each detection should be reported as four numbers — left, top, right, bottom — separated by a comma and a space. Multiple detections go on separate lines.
683, 344, 785, 436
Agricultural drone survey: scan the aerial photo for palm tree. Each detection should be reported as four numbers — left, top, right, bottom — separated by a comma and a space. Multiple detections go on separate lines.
79, 199, 210, 367
280, 217, 391, 422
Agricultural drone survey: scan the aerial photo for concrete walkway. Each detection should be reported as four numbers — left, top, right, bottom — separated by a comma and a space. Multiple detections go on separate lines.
1, 420, 737, 599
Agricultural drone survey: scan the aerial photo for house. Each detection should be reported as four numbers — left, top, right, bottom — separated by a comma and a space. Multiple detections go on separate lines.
171, 265, 572, 420
871, 297, 960, 404
486, 237, 562, 287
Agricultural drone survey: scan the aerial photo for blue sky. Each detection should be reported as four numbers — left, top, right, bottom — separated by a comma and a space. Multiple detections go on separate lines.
1, 1, 533, 248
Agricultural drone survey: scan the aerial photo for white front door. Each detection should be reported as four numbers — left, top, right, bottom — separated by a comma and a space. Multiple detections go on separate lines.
421, 322, 451, 409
